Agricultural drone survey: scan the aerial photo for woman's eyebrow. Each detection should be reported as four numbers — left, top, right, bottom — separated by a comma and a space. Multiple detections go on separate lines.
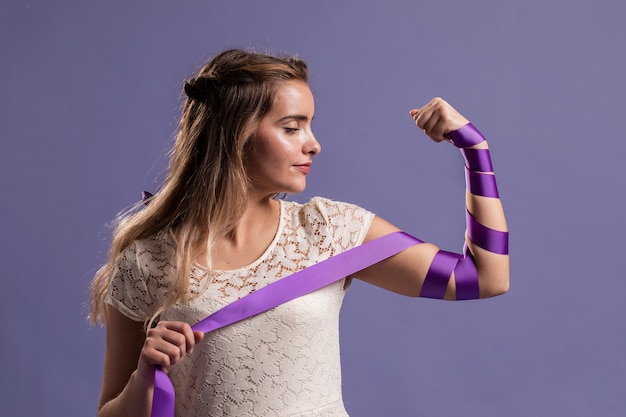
277, 114, 314, 122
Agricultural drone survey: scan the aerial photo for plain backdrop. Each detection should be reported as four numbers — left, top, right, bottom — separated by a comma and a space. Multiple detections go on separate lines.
1, 1, 625, 416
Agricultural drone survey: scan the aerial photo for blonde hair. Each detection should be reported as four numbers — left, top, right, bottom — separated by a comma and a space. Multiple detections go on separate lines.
89, 49, 309, 326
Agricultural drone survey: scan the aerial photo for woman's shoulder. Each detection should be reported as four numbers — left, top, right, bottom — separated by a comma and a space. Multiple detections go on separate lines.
282, 197, 375, 248
107, 231, 175, 320
116, 230, 176, 271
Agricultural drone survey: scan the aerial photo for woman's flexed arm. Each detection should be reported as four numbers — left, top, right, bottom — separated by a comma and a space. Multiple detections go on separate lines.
355, 98, 509, 300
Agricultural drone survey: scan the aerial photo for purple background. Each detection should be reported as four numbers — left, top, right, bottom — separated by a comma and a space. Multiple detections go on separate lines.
1, 1, 625, 416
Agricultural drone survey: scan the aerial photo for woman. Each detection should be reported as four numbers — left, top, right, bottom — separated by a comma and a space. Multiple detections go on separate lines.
90, 49, 509, 417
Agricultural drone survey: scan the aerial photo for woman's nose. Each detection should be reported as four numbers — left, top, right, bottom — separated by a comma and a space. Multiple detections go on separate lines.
305, 132, 321, 155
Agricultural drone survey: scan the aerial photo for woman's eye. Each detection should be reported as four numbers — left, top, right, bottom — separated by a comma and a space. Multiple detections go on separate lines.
284, 127, 300, 134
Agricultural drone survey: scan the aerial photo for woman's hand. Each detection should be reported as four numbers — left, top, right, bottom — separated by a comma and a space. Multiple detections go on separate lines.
136, 321, 204, 384
409, 97, 470, 143
98, 310, 205, 416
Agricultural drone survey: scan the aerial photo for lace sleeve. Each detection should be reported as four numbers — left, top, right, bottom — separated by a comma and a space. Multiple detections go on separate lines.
306, 197, 375, 253
104, 236, 172, 322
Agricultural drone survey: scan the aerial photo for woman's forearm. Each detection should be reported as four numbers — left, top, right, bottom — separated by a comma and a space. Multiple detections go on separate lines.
98, 370, 153, 417
457, 134, 510, 298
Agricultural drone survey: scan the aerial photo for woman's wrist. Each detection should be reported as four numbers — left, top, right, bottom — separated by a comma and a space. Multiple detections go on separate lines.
131, 367, 156, 392
448, 123, 486, 148
101, 370, 154, 417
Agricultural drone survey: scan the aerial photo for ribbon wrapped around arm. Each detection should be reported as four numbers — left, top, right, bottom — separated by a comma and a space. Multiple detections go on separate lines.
418, 123, 508, 300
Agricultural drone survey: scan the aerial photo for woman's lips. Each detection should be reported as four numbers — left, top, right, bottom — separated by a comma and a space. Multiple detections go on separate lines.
294, 163, 311, 174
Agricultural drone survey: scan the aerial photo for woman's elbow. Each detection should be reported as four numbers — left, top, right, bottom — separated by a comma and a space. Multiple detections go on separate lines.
480, 275, 510, 298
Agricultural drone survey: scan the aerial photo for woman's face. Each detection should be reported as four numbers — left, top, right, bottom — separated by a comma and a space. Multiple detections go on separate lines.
246, 80, 321, 197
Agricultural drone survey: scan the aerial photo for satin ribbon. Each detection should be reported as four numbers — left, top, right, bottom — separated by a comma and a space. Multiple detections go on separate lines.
452, 123, 508, 253
142, 191, 154, 204
420, 250, 460, 299
465, 169, 499, 198
462, 148, 493, 172
466, 210, 509, 255
420, 246, 479, 300
150, 231, 421, 417
148, 227, 497, 416
448, 123, 485, 148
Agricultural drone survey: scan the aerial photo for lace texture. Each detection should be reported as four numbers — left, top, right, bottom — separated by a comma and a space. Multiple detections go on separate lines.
106, 197, 374, 417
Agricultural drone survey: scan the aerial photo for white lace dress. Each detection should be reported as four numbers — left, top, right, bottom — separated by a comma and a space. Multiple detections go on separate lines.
106, 197, 375, 417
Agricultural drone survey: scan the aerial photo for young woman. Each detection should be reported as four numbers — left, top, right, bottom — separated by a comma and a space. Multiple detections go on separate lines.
90, 49, 509, 417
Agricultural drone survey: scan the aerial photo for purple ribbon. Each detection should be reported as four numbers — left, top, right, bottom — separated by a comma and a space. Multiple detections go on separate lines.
465, 168, 499, 198
150, 231, 422, 417
420, 250, 460, 299
461, 148, 493, 172
148, 231, 498, 416
466, 210, 509, 255
142, 191, 154, 205
454, 248, 480, 300
420, 246, 480, 300
448, 123, 485, 148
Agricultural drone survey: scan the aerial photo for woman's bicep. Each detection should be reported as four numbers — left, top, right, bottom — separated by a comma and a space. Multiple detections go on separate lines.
98, 305, 145, 410
356, 216, 445, 297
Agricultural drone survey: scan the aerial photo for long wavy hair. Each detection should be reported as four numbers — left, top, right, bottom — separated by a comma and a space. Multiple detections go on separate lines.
89, 49, 309, 326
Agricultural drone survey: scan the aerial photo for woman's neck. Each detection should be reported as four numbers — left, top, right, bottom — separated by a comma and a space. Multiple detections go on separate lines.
233, 197, 279, 244
207, 197, 281, 270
